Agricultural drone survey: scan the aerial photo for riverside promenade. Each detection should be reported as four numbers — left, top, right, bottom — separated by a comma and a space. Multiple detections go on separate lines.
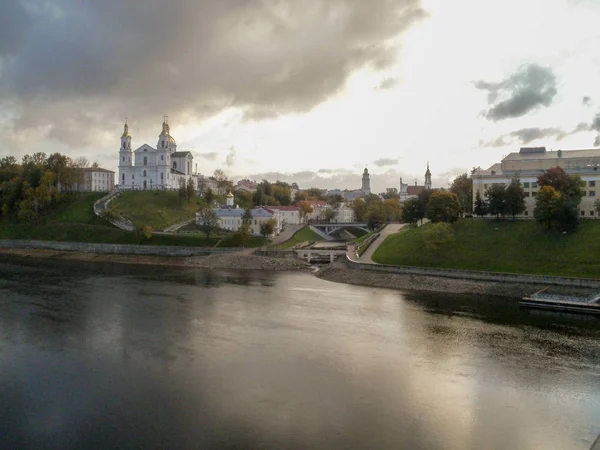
356, 223, 406, 264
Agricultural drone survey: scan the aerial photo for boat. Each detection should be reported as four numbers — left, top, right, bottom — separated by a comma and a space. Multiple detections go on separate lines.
520, 287, 600, 316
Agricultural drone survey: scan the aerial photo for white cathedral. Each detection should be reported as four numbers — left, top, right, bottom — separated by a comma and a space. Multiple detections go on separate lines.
118, 118, 196, 190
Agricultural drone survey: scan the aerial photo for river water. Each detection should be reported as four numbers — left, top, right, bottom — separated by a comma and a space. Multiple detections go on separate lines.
1, 257, 598, 449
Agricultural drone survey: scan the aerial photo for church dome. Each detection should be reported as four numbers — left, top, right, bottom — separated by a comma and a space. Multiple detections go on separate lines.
169, 135, 176, 145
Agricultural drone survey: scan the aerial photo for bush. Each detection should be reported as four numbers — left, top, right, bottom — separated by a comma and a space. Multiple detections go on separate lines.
422, 222, 454, 254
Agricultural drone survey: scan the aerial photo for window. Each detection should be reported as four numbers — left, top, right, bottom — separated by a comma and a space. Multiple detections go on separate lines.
591, 211, 595, 216
122, 173, 125, 183
523, 182, 530, 188
122, 157, 125, 162
161, 141, 164, 148
524, 211, 528, 216
143, 156, 147, 166
161, 155, 164, 161
484, 184, 488, 189
532, 182, 538, 188
160, 172, 163, 180
143, 170, 147, 177
590, 191, 596, 197
524, 192, 530, 197
532, 192, 537, 197
581, 210, 585, 216
173, 162, 177, 169
132, 174, 134, 180
590, 181, 596, 187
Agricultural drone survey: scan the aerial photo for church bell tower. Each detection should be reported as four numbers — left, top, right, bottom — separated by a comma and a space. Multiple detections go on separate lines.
118, 121, 132, 186
424, 162, 432, 190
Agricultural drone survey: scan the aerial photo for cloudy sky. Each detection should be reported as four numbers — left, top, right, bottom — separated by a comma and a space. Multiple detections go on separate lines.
1, 0, 600, 193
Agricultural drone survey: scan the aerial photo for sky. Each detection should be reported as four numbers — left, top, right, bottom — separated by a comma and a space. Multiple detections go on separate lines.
1, 0, 600, 193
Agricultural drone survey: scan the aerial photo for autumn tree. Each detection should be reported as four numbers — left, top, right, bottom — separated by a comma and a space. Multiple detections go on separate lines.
535, 167, 585, 230
534, 185, 561, 229
298, 201, 314, 223
260, 218, 277, 237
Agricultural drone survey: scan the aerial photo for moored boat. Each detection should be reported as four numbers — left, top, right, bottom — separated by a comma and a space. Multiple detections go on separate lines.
520, 287, 600, 316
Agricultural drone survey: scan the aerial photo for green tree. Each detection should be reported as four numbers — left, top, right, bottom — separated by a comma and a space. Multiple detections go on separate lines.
449, 173, 473, 215
595, 198, 600, 216
473, 190, 488, 217
242, 208, 253, 227
536, 167, 585, 230
382, 198, 402, 222
485, 184, 506, 218
260, 218, 277, 237
203, 187, 215, 205
178, 178, 186, 204
351, 199, 367, 222
505, 177, 526, 219
401, 198, 421, 225
425, 191, 461, 223
323, 208, 336, 223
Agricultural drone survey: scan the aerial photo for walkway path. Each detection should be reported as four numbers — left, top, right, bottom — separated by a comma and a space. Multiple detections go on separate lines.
269, 224, 303, 246
357, 223, 407, 264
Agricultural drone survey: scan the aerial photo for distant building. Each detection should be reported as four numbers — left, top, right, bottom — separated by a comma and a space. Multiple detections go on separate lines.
361, 167, 371, 195
472, 147, 600, 218
400, 163, 432, 201
201, 207, 281, 237
266, 205, 302, 225
235, 179, 258, 193
77, 167, 115, 192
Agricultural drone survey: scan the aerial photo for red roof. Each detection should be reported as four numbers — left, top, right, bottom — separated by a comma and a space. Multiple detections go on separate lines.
406, 186, 425, 195
266, 205, 299, 211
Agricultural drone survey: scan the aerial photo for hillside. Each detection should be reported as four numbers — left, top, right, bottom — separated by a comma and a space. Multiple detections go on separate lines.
372, 219, 600, 279
108, 191, 199, 230
0, 192, 270, 247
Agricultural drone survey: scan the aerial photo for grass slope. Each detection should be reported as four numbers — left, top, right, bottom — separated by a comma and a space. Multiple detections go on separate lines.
109, 191, 199, 230
372, 219, 600, 279
276, 226, 326, 249
0, 192, 268, 247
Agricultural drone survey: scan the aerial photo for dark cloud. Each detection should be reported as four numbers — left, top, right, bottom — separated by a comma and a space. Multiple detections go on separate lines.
475, 64, 557, 121
509, 127, 566, 144
582, 96, 592, 106
0, 0, 425, 147
376, 77, 399, 90
373, 158, 398, 167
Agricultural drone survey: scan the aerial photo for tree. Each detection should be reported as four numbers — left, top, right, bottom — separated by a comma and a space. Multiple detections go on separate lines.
534, 185, 561, 230
178, 178, 186, 204
298, 201, 314, 223
366, 202, 386, 230
401, 198, 421, 225
242, 208, 253, 227
323, 207, 336, 223
213, 169, 229, 194
382, 198, 402, 222
197, 206, 219, 238
536, 167, 585, 230
381, 188, 399, 200
259, 218, 277, 237
485, 184, 506, 218
203, 187, 215, 205
425, 191, 461, 223
473, 190, 488, 217
449, 173, 473, 215
595, 198, 600, 216
186, 178, 196, 204
504, 177, 526, 219
351, 199, 367, 222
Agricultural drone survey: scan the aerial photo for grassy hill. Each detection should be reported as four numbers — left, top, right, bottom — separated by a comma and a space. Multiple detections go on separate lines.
0, 192, 267, 247
108, 191, 199, 230
276, 227, 327, 249
372, 219, 600, 279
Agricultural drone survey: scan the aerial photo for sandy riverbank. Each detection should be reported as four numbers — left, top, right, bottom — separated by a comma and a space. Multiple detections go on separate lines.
0, 248, 309, 271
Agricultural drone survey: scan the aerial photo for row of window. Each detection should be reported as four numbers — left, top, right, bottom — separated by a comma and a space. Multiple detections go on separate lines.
524, 191, 596, 197
485, 180, 597, 190
221, 219, 261, 225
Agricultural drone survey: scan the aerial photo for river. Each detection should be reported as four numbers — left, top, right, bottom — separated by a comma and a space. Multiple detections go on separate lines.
1, 257, 598, 449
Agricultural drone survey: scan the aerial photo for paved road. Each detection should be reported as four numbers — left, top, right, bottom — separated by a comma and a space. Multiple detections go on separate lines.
358, 223, 407, 264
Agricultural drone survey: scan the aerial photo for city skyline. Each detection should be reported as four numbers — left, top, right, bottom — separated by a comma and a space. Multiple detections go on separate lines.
1, 0, 600, 193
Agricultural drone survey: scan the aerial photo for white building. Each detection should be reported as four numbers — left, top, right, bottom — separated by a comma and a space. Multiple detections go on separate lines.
266, 206, 302, 225
118, 119, 197, 190
333, 206, 355, 223
472, 147, 600, 218
77, 167, 115, 192
198, 206, 282, 237
399, 163, 432, 202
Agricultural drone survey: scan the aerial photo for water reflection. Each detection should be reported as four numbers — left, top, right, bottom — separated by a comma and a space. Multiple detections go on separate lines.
0, 256, 598, 449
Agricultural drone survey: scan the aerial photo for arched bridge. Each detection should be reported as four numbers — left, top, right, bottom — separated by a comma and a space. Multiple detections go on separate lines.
311, 222, 370, 235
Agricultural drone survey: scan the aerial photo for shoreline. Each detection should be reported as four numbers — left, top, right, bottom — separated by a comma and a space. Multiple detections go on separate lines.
1, 248, 594, 299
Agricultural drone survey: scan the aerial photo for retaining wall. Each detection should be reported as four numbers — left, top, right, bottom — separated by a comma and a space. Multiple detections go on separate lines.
345, 255, 600, 289
254, 250, 298, 259
0, 239, 242, 257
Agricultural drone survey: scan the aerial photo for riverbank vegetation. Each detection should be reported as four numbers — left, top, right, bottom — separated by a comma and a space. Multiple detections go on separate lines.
372, 219, 600, 278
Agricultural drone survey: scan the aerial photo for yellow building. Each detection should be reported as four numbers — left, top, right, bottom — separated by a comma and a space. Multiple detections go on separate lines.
472, 147, 600, 218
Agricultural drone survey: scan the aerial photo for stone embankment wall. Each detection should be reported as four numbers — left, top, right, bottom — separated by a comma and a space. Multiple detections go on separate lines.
254, 250, 298, 259
345, 255, 600, 289
0, 240, 241, 257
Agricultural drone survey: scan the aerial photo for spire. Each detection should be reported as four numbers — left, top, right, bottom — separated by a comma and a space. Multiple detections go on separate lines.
161, 116, 170, 135
425, 161, 431, 176
121, 118, 129, 138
